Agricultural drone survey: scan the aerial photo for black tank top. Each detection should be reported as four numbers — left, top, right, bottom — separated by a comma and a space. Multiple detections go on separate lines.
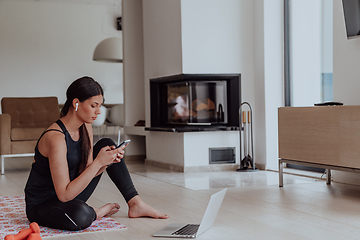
24, 119, 82, 207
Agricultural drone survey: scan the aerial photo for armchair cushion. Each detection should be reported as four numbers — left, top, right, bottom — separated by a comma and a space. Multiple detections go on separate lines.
0, 97, 60, 155
2, 97, 60, 128
12, 140, 38, 154
11, 128, 46, 141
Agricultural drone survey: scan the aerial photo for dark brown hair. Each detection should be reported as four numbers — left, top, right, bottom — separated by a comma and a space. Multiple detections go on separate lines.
61, 76, 104, 174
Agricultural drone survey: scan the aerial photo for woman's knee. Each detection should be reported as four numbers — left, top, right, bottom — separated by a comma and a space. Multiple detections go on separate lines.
93, 138, 116, 158
63, 199, 96, 230
35, 199, 96, 231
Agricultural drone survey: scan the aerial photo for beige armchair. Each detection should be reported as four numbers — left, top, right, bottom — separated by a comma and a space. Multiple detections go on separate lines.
0, 97, 60, 174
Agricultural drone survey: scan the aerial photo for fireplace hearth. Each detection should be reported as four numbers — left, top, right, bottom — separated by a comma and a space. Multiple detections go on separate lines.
147, 74, 241, 132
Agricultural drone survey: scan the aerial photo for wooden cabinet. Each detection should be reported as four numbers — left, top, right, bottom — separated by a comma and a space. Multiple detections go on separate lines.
278, 106, 360, 186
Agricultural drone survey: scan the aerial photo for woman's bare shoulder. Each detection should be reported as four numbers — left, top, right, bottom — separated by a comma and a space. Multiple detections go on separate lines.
42, 123, 65, 138
47, 122, 62, 131
38, 123, 66, 153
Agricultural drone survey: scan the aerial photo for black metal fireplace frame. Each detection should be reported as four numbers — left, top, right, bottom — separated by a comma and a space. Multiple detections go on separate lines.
147, 73, 241, 132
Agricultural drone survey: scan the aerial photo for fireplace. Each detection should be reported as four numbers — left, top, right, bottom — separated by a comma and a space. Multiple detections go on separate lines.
147, 74, 241, 132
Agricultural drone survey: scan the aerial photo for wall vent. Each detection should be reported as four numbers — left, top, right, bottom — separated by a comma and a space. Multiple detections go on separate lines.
209, 147, 235, 164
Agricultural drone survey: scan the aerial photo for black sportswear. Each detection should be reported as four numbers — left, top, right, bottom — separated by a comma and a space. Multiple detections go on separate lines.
24, 119, 138, 230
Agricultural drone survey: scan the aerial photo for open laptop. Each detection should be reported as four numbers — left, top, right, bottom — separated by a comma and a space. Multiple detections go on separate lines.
153, 188, 227, 238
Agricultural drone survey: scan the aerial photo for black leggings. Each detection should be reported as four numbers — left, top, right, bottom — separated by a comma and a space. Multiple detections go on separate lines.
26, 138, 138, 231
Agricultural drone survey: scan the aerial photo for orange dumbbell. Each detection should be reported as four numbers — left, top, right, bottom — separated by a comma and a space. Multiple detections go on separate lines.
5, 222, 41, 240
27, 233, 42, 240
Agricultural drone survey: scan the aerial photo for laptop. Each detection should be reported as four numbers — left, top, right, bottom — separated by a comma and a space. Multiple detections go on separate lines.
153, 188, 227, 238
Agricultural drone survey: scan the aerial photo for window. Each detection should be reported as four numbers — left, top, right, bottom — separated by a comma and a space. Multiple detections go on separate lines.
285, 0, 333, 107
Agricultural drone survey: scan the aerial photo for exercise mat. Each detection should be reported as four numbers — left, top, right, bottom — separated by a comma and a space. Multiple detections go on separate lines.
0, 195, 126, 238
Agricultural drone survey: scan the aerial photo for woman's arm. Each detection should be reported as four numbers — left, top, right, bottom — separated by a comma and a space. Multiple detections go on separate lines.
85, 123, 110, 176
42, 130, 120, 202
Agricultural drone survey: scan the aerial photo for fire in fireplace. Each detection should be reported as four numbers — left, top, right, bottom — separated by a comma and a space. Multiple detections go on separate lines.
148, 74, 241, 132
167, 80, 227, 124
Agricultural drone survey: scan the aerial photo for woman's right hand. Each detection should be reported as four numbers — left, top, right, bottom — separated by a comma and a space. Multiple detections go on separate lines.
95, 145, 124, 167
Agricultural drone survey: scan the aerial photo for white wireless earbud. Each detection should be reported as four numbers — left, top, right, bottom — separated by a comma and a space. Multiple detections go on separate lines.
75, 102, 79, 112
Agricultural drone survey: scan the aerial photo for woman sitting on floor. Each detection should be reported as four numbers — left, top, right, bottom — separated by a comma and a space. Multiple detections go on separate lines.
24, 76, 168, 231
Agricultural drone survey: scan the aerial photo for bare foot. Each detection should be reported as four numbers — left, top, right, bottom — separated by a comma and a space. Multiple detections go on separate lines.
128, 196, 169, 219
94, 203, 120, 219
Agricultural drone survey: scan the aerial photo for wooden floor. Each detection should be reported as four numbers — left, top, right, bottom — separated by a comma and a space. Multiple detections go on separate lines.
2, 157, 360, 239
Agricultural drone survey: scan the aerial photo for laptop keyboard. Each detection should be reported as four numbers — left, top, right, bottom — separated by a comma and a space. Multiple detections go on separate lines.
172, 224, 200, 236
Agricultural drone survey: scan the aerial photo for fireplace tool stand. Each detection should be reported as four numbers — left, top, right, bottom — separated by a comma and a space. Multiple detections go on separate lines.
237, 102, 258, 172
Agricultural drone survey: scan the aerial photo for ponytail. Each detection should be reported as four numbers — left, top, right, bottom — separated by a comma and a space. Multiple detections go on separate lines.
60, 99, 71, 117
78, 124, 91, 173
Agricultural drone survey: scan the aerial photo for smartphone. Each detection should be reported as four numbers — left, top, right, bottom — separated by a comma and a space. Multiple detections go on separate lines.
116, 139, 131, 149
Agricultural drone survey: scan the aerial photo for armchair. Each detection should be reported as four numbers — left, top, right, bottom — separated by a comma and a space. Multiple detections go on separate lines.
0, 97, 60, 174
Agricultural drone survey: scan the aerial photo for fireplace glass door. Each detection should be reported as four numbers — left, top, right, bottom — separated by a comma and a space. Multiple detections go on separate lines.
166, 81, 227, 125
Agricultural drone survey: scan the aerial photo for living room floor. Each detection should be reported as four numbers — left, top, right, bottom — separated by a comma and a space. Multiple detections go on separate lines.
2, 157, 360, 239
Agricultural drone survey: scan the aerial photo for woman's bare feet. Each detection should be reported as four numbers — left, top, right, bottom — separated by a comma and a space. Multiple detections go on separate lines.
127, 196, 169, 219
94, 203, 120, 219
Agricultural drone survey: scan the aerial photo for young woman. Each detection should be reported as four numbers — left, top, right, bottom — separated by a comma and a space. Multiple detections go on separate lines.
24, 76, 168, 231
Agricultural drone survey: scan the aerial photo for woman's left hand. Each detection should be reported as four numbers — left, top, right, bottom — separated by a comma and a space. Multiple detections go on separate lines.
109, 145, 124, 164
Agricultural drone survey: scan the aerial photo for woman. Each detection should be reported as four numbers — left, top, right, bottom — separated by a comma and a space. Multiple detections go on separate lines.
24, 76, 168, 231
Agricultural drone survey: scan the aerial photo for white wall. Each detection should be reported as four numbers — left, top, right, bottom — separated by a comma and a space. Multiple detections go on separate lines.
263, 0, 284, 170
122, 0, 146, 155
142, 0, 183, 128
332, 0, 360, 185
181, 0, 248, 77
146, 132, 185, 167
123, 0, 145, 126
179, 0, 252, 168
183, 131, 240, 167
252, 0, 267, 170
138, 0, 285, 169
333, 0, 360, 105
141, 0, 185, 165
180, 0, 256, 130
0, 0, 123, 106
181, 0, 284, 170
142, 0, 253, 168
